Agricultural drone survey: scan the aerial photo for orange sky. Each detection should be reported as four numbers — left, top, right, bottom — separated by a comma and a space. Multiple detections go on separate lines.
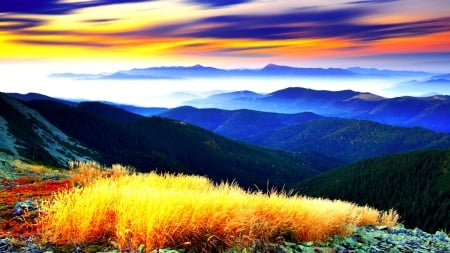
0, 0, 449, 71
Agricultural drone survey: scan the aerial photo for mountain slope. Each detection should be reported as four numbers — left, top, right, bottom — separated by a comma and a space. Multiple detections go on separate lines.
160, 106, 323, 139
0, 93, 96, 166
244, 118, 450, 163
184, 87, 362, 115
183, 87, 450, 132
296, 149, 450, 233
25, 99, 341, 189
9, 92, 168, 117
76, 102, 144, 124
7, 92, 77, 106
160, 106, 450, 164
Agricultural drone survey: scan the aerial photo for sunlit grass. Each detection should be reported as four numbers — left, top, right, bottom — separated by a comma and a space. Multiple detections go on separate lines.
39, 162, 398, 252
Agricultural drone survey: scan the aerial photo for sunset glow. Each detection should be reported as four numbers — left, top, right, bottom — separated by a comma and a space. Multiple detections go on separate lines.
1, 0, 449, 67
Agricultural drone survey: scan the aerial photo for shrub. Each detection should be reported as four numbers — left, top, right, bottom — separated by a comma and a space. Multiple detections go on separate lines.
39, 162, 398, 252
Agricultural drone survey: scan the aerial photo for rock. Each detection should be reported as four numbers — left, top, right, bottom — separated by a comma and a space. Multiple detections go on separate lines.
13, 199, 38, 216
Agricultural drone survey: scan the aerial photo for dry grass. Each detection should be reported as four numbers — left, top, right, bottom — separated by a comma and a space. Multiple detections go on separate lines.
12, 160, 56, 175
68, 161, 133, 186
39, 162, 398, 252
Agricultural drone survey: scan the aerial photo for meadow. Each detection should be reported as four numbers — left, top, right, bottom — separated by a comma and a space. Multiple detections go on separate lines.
38, 161, 398, 252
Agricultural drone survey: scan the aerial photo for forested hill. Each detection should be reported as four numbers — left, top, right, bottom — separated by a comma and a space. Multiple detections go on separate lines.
160, 106, 323, 139
297, 149, 450, 233
161, 106, 450, 164
244, 118, 450, 163
20, 98, 341, 189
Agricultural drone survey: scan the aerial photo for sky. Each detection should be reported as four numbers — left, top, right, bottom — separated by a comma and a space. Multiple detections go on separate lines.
1, 0, 450, 106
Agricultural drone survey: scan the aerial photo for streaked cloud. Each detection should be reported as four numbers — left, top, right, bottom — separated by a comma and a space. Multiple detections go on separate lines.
0, 17, 43, 30
349, 0, 399, 4
187, 0, 252, 7
0, 0, 152, 15
128, 9, 450, 42
12, 39, 112, 48
0, 0, 449, 71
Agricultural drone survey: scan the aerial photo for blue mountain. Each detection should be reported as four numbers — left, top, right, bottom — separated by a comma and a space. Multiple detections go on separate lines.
51, 64, 361, 80
389, 79, 450, 96
160, 106, 323, 139
183, 87, 450, 133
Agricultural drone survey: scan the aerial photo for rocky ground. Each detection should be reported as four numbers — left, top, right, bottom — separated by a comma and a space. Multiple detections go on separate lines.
0, 224, 449, 252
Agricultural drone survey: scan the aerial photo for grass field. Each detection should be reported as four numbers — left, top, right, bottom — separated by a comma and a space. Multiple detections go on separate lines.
38, 162, 398, 252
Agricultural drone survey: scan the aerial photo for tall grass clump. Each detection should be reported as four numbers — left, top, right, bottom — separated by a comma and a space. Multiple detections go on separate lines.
39, 162, 398, 252
68, 161, 133, 186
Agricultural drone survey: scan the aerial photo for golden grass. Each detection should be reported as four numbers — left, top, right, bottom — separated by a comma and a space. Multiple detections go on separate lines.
39, 162, 398, 252
68, 161, 133, 186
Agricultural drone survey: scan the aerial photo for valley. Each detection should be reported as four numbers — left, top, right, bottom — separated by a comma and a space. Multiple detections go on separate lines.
1, 87, 449, 252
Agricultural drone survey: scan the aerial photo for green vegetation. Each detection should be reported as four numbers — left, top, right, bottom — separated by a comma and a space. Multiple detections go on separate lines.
0, 94, 97, 166
0, 94, 60, 166
161, 106, 323, 139
25, 99, 340, 189
0, 148, 13, 156
246, 118, 450, 163
297, 149, 450, 233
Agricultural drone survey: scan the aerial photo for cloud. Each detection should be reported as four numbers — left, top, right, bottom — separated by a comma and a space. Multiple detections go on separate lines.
127, 8, 370, 39
84, 18, 119, 24
355, 51, 450, 61
0, 17, 43, 30
126, 7, 450, 42
12, 39, 112, 48
0, 0, 152, 15
187, 0, 252, 7
349, 0, 399, 4
210, 48, 275, 58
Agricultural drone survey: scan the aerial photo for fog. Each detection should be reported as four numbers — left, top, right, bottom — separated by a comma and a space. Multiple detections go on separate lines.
3, 77, 427, 108
2, 63, 447, 108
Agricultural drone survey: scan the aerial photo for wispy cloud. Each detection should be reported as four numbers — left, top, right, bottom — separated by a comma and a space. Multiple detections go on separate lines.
0, 17, 43, 30
187, 0, 252, 7
0, 0, 152, 15
125, 8, 370, 40
12, 39, 112, 48
349, 0, 399, 4
0, 0, 249, 15
124, 7, 450, 42
1, 0, 449, 71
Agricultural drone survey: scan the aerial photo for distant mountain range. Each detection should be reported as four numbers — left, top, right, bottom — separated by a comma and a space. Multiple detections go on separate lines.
50, 64, 436, 80
9, 88, 450, 134
388, 78, 450, 96
0, 93, 340, 189
183, 87, 450, 133
161, 106, 450, 163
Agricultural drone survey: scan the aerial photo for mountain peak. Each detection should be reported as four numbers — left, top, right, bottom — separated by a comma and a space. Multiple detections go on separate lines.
346, 93, 385, 101
192, 64, 206, 68
262, 63, 291, 71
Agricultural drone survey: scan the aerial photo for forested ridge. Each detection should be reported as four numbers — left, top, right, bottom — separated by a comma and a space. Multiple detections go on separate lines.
24, 99, 340, 189
297, 149, 450, 232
